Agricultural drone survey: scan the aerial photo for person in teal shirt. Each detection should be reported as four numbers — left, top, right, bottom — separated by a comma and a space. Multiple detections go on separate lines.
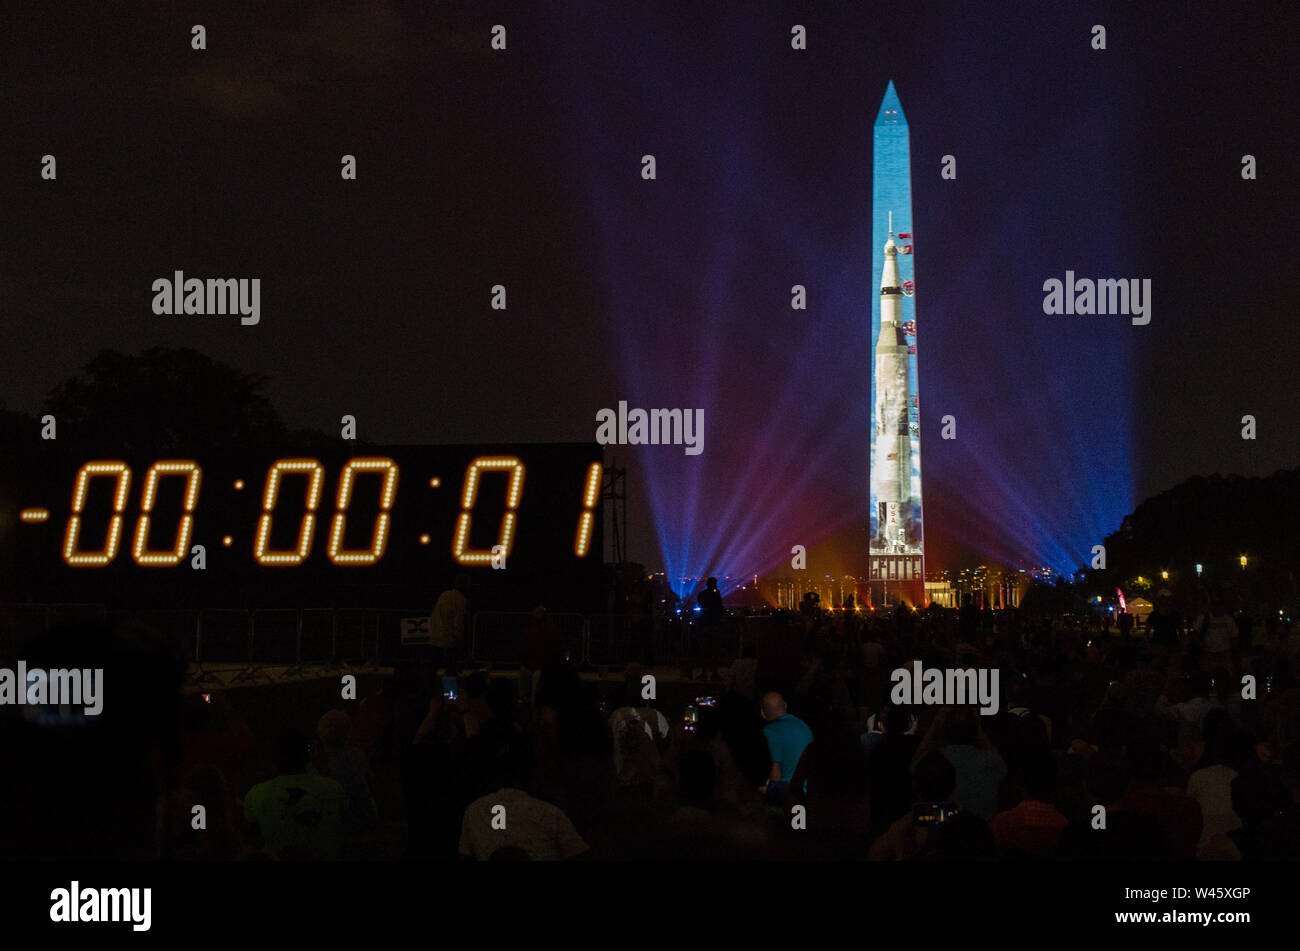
760, 692, 813, 799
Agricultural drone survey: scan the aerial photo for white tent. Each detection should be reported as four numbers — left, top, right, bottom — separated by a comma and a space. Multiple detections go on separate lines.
1127, 597, 1153, 620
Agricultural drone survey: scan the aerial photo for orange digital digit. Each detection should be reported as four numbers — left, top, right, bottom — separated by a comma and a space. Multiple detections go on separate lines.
452, 456, 524, 565
132, 460, 202, 566
254, 459, 325, 565
63, 461, 132, 566
573, 462, 602, 557
327, 457, 399, 565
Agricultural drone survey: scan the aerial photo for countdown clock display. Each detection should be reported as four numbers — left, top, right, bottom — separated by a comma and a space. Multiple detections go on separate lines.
0, 443, 604, 610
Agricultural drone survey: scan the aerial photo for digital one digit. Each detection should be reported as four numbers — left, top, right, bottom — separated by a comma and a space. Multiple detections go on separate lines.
573, 462, 602, 557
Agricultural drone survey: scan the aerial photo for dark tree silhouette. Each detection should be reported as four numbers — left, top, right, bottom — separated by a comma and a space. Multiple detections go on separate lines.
1091, 470, 1300, 610
41, 348, 293, 455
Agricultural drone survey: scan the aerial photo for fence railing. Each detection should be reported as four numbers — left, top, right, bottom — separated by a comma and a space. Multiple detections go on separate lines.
470, 611, 589, 666
0, 602, 752, 676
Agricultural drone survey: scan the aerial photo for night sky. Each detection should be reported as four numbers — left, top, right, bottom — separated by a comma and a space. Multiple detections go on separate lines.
3, 1, 1297, 587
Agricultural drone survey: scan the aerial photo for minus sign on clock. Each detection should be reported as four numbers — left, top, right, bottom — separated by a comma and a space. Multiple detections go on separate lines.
20, 508, 51, 522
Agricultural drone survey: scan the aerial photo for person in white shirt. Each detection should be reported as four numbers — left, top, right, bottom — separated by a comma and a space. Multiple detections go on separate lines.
608, 704, 670, 781
607, 663, 671, 782
1186, 709, 1249, 856
459, 786, 589, 861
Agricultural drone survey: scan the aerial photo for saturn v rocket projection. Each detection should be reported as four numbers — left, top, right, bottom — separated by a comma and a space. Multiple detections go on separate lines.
869, 81, 924, 604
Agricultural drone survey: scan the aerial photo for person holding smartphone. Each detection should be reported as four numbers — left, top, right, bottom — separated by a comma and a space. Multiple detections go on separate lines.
868, 751, 957, 861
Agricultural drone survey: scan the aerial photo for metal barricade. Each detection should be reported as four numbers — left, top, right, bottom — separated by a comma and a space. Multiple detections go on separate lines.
122, 608, 198, 646
299, 608, 335, 668
196, 609, 250, 665
46, 602, 110, 633
0, 602, 109, 647
334, 609, 374, 668
233, 608, 295, 683
586, 613, 659, 667
251, 608, 299, 667
115, 608, 199, 668
374, 608, 428, 667
470, 611, 589, 666
738, 614, 778, 658
0, 603, 49, 657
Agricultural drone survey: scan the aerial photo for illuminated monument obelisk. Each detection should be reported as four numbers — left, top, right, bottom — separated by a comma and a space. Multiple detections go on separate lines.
869, 80, 924, 606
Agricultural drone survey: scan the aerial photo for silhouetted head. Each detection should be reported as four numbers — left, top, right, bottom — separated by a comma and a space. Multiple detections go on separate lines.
316, 709, 350, 749
11, 617, 186, 860
882, 703, 913, 736
706, 577, 718, 591
1086, 751, 1130, 804
1092, 708, 1132, 753
272, 727, 311, 775
1200, 710, 1253, 770
913, 751, 957, 801
943, 706, 981, 746
760, 692, 787, 721
1125, 734, 1168, 785
1022, 749, 1058, 802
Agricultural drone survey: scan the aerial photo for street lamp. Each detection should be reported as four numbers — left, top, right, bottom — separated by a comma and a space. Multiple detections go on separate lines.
1195, 563, 1203, 577
1240, 555, 1248, 569
1161, 570, 1169, 580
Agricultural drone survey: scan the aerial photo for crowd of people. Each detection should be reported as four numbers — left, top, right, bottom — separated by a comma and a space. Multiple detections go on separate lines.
5, 583, 1300, 862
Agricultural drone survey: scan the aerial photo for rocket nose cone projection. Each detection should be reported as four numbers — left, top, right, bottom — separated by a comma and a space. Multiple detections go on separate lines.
881, 237, 901, 292
869, 81, 924, 596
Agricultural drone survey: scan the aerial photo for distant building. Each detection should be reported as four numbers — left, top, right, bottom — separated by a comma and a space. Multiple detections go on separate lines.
925, 581, 956, 608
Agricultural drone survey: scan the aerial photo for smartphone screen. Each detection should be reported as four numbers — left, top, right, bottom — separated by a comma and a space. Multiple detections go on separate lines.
912, 801, 958, 826
683, 704, 698, 732
442, 676, 459, 701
